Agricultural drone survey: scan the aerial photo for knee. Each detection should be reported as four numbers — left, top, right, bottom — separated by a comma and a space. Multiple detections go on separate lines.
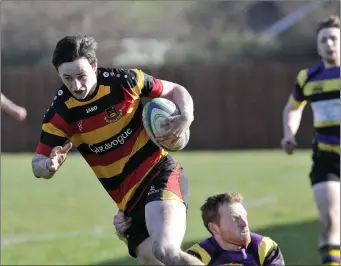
152, 241, 181, 263
135, 239, 163, 265
136, 250, 160, 265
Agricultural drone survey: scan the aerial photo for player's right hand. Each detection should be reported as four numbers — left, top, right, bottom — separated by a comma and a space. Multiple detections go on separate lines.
47, 142, 73, 172
113, 210, 132, 236
281, 136, 296, 155
12, 106, 27, 122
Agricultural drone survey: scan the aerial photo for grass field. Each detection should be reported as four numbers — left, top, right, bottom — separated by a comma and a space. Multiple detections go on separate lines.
1, 150, 320, 265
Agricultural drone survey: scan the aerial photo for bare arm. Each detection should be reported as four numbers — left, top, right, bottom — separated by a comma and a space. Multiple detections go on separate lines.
1, 93, 27, 121
1, 93, 15, 112
159, 80, 194, 122
282, 98, 305, 139
281, 68, 308, 154
281, 95, 307, 154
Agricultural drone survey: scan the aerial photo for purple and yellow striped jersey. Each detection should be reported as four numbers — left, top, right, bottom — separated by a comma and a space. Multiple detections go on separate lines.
186, 233, 284, 265
290, 62, 340, 154
35, 68, 167, 211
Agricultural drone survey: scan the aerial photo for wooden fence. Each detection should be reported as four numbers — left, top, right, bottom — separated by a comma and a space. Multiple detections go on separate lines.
1, 63, 314, 152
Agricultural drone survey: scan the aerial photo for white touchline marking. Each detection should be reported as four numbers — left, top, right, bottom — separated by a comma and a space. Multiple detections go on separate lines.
1, 197, 278, 248
244, 196, 278, 209
1, 226, 103, 248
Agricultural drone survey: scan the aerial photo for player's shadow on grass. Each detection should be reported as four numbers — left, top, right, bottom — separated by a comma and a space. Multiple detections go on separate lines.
93, 219, 319, 265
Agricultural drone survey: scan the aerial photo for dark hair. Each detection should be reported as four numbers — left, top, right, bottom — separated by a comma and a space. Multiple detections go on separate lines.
52, 35, 98, 69
316, 15, 340, 35
200, 192, 243, 234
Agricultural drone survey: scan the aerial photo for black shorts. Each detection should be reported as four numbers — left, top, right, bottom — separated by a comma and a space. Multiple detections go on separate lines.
123, 155, 189, 258
309, 142, 340, 186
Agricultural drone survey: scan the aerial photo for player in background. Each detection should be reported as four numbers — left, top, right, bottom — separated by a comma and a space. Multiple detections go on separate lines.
281, 15, 340, 265
31, 35, 203, 266
114, 192, 285, 265
1, 93, 27, 121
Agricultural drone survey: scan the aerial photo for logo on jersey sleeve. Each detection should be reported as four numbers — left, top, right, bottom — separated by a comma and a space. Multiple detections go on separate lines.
104, 105, 123, 123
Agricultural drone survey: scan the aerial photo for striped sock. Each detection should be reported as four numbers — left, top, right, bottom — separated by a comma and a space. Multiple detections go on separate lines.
320, 245, 340, 265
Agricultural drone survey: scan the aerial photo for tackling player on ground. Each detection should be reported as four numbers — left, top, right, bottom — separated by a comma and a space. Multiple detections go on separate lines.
281, 15, 340, 265
31, 35, 203, 265
114, 192, 285, 265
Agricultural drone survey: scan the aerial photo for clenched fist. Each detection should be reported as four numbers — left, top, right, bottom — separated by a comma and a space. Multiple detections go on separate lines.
281, 136, 296, 155
11, 106, 27, 122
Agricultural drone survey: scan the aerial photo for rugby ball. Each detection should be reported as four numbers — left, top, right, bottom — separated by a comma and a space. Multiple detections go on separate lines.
142, 98, 190, 152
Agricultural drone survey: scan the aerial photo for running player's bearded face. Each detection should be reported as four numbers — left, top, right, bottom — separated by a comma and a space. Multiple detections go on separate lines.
58, 58, 98, 100
317, 27, 340, 65
215, 203, 251, 247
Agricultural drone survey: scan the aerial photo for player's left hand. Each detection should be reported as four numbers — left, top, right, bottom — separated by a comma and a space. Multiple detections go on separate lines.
155, 113, 193, 145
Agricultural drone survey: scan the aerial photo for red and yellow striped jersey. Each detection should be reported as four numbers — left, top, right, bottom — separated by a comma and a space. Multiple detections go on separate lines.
36, 68, 167, 210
